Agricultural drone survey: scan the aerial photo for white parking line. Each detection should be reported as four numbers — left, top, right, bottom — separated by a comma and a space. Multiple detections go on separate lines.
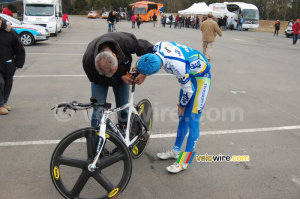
27, 53, 84, 56
14, 74, 172, 78
0, 125, 299, 147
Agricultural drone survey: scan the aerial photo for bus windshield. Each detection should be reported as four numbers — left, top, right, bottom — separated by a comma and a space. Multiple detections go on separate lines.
242, 9, 259, 20
134, 7, 147, 14
25, 4, 54, 16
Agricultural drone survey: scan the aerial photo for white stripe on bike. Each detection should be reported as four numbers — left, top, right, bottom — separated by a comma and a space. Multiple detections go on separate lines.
0, 125, 299, 147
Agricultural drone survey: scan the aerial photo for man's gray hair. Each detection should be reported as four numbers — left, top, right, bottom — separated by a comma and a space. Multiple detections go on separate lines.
95, 51, 118, 77
208, 12, 213, 18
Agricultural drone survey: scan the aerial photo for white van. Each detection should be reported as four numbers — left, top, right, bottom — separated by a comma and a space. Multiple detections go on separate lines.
23, 0, 63, 36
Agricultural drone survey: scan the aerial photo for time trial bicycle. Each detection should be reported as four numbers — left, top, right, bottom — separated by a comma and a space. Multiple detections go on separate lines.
50, 71, 153, 199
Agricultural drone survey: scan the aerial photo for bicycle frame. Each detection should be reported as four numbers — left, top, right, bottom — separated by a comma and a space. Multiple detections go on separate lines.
89, 78, 149, 171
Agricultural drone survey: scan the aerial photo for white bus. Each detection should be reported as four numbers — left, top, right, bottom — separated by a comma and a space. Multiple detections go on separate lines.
209, 2, 259, 30
23, 0, 63, 36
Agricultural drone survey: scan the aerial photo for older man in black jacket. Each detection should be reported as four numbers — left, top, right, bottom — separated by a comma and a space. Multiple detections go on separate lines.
83, 32, 153, 127
0, 17, 25, 115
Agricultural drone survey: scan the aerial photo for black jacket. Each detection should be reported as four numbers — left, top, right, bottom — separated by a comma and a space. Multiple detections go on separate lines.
83, 32, 153, 86
0, 18, 25, 76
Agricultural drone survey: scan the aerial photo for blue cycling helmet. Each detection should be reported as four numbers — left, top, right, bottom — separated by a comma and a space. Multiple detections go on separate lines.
137, 53, 162, 76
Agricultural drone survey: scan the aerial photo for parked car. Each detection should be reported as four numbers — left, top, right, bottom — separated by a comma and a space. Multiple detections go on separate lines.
285, 25, 300, 38
0, 13, 49, 46
102, 12, 109, 19
87, 11, 99, 19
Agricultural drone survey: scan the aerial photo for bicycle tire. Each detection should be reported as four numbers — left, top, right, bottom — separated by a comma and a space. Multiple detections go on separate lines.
129, 99, 153, 159
50, 127, 132, 199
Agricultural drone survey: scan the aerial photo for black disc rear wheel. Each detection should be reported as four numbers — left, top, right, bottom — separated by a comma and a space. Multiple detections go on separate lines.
130, 99, 153, 159
50, 127, 132, 199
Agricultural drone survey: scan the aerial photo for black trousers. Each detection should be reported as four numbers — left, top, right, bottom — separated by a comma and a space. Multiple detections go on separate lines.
0, 72, 13, 107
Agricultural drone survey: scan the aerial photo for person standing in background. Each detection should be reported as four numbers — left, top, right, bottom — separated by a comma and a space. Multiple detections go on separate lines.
274, 20, 280, 36
131, 14, 136, 29
157, 13, 161, 27
152, 13, 157, 27
292, 19, 300, 45
0, 17, 25, 115
200, 12, 222, 62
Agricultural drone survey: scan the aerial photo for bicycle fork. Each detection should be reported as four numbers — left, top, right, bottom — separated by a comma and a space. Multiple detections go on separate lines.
88, 122, 107, 172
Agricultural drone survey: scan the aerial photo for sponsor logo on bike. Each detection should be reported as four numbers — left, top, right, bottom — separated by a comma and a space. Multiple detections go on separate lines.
53, 166, 60, 180
132, 146, 139, 155
138, 104, 144, 115
108, 187, 119, 198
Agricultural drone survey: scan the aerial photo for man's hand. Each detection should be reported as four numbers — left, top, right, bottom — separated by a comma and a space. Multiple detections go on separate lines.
135, 74, 146, 85
121, 75, 133, 85
177, 103, 186, 117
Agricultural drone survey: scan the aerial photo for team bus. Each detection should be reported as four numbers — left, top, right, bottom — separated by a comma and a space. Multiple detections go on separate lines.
131, 1, 163, 22
209, 2, 259, 30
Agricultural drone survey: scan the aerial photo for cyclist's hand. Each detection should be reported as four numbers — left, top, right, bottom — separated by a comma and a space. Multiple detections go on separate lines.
135, 74, 146, 85
177, 103, 185, 117
121, 75, 133, 85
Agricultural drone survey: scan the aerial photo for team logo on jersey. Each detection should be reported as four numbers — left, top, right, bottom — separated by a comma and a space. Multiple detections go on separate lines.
153, 45, 159, 53
175, 49, 181, 56
190, 60, 202, 69
181, 93, 190, 105
164, 47, 171, 53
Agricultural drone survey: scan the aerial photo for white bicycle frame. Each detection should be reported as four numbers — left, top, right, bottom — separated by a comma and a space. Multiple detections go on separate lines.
89, 84, 145, 171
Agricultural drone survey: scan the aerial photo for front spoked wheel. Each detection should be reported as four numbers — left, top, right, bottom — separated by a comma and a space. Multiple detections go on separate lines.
50, 127, 132, 199
130, 99, 153, 159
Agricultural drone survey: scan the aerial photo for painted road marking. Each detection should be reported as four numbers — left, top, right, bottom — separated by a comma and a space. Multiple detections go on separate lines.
14, 74, 172, 78
1, 125, 300, 147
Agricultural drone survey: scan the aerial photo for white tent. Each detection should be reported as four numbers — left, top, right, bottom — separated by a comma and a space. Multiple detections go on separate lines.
178, 2, 222, 16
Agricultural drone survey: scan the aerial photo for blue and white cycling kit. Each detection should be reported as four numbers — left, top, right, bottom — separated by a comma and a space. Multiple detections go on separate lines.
153, 41, 211, 152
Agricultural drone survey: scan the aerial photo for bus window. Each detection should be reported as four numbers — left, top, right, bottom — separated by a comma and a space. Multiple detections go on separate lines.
134, 7, 147, 14
148, 4, 157, 12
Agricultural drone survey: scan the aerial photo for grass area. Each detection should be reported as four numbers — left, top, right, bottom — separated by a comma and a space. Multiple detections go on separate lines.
255, 20, 289, 34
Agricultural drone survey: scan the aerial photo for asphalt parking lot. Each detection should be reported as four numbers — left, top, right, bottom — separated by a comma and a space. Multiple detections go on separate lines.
0, 16, 300, 199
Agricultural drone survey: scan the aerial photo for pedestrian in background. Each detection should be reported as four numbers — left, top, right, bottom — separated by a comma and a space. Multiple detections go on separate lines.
157, 13, 161, 27
229, 17, 234, 31
62, 13, 69, 28
136, 14, 142, 29
274, 20, 280, 36
292, 19, 300, 45
152, 13, 157, 27
200, 12, 222, 62
169, 14, 173, 28
131, 14, 136, 29
0, 17, 25, 115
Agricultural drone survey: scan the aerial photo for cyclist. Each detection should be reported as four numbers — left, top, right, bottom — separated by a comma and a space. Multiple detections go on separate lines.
83, 32, 152, 127
137, 41, 211, 173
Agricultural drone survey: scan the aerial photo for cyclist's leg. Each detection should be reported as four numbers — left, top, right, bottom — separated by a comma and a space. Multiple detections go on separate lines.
91, 82, 108, 127
185, 72, 211, 152
113, 82, 130, 125
173, 86, 195, 153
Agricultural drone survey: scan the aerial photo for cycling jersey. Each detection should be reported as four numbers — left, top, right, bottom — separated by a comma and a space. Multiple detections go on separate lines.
153, 41, 210, 107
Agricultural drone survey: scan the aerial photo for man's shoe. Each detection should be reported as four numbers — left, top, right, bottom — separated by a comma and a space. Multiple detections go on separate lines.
4, 104, 11, 111
157, 149, 179, 160
166, 162, 188, 173
0, 107, 9, 115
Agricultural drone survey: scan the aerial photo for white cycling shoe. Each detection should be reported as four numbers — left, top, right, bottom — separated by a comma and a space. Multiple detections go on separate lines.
166, 162, 188, 174
157, 150, 179, 160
